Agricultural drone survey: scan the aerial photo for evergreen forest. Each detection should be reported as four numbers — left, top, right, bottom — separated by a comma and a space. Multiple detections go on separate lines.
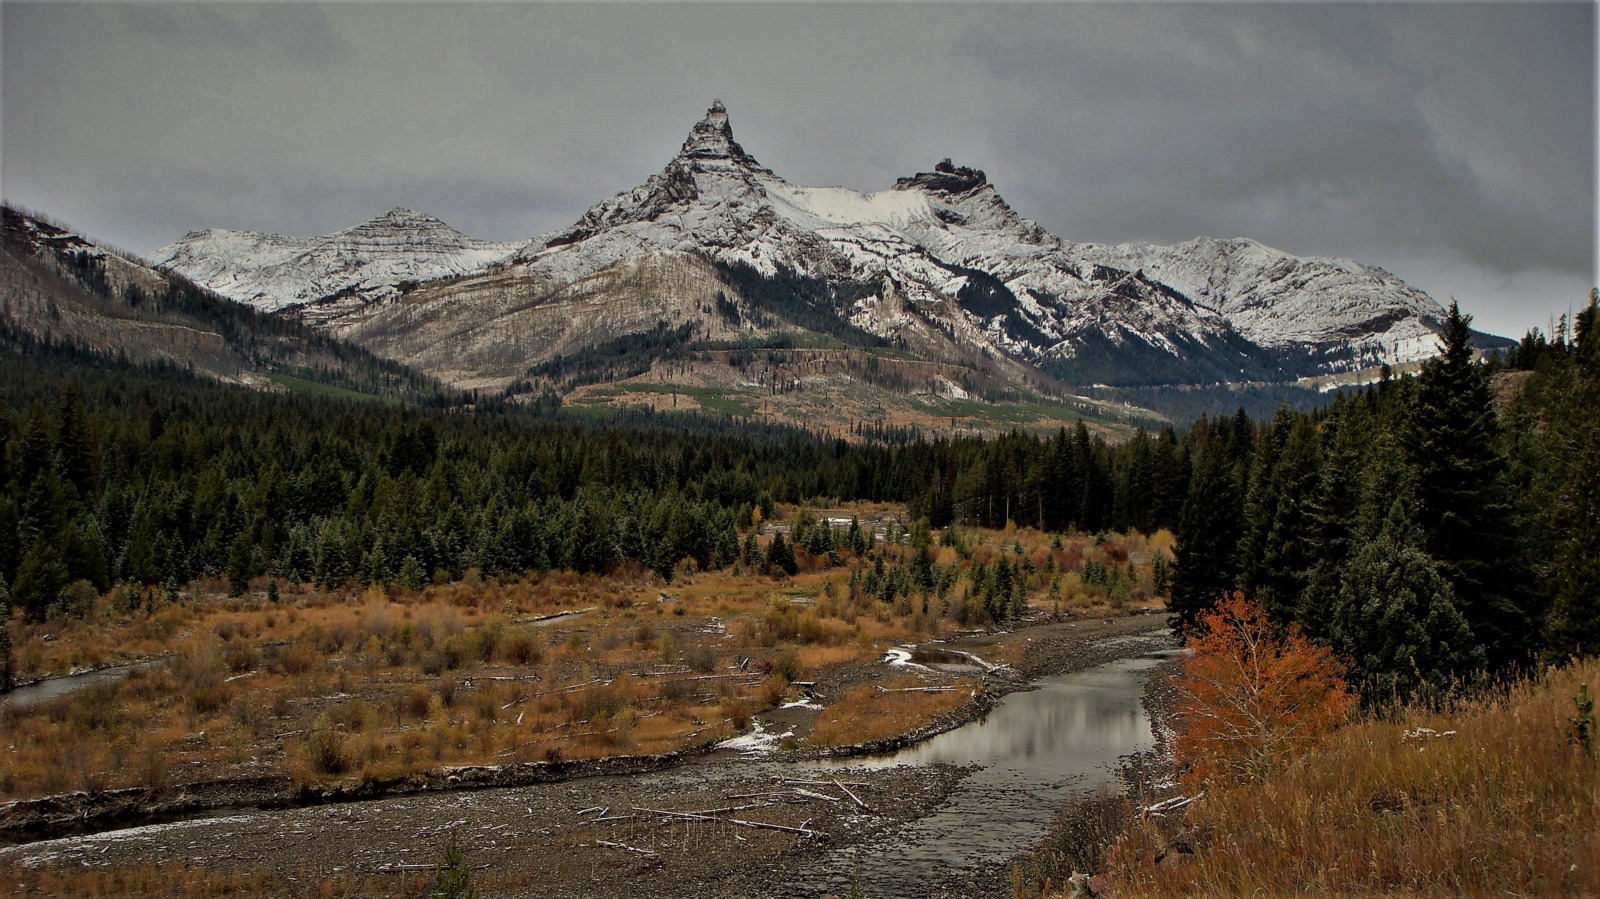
2, 297, 1596, 698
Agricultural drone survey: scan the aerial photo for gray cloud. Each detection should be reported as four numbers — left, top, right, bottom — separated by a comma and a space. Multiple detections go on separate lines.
2, 2, 1592, 338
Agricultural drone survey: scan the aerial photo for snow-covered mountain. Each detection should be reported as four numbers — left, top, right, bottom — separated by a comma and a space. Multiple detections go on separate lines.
155, 102, 1462, 389
1072, 236, 1447, 367
154, 208, 523, 313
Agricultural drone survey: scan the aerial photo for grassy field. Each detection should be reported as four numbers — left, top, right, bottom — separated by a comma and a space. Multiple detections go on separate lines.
0, 514, 1172, 802
265, 373, 384, 403
1105, 657, 1600, 897
576, 383, 759, 417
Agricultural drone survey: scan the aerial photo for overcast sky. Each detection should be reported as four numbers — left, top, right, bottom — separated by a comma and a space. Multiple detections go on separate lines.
4, 2, 1594, 338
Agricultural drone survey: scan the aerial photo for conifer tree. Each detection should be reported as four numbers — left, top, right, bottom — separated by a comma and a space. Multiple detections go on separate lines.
0, 574, 12, 690
765, 531, 797, 577
1520, 292, 1600, 659
1332, 498, 1484, 699
1404, 301, 1534, 669
1170, 430, 1245, 632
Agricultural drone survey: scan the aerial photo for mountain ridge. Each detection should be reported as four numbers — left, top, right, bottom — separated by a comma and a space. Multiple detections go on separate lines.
151, 102, 1481, 392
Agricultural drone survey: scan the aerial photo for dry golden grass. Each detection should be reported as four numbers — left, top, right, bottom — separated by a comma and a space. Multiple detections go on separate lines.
1108, 657, 1600, 897
1, 516, 1173, 803
807, 676, 978, 747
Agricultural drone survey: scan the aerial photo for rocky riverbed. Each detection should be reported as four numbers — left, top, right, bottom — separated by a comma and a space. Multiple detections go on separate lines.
0, 613, 1177, 898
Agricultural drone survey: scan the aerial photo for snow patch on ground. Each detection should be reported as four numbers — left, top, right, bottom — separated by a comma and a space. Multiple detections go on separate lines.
715, 719, 794, 755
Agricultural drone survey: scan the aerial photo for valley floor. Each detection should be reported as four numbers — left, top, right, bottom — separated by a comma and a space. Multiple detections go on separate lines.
0, 614, 1170, 898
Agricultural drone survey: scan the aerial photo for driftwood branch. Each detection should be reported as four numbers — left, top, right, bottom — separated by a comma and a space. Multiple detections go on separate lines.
833, 778, 871, 811
596, 840, 658, 859
632, 806, 824, 837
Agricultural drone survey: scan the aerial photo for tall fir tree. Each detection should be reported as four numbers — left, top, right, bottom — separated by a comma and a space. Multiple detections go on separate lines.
1170, 427, 1246, 632
1516, 292, 1600, 659
1404, 301, 1536, 669
1238, 410, 1322, 623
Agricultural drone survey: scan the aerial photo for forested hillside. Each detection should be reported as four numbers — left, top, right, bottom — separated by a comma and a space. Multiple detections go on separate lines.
1, 297, 1594, 687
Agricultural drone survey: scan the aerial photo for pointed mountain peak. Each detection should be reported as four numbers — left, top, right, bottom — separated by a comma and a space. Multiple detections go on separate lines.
676, 100, 767, 172
895, 158, 989, 195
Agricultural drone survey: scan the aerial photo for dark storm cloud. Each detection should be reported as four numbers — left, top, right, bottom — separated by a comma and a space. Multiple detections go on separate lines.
959, 4, 1590, 274
2, 2, 1592, 338
122, 4, 353, 71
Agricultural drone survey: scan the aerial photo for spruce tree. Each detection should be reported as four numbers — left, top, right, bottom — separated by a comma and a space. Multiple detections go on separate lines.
1170, 432, 1245, 632
765, 531, 797, 577
1404, 301, 1534, 669
1521, 292, 1600, 659
1332, 499, 1485, 699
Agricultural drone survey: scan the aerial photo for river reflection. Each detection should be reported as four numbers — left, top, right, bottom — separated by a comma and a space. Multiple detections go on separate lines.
803, 646, 1177, 895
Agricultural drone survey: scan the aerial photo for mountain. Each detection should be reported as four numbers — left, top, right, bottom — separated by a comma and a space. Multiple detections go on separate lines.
153, 207, 523, 314
153, 102, 1473, 402
1071, 236, 1449, 368
2, 205, 451, 401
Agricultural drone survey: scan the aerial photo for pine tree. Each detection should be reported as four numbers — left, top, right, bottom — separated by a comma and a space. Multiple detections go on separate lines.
1332, 499, 1485, 699
0, 574, 13, 690
55, 386, 96, 500
1298, 394, 1377, 639
1404, 301, 1535, 669
398, 554, 427, 591
1517, 292, 1600, 660
12, 541, 69, 622
1170, 430, 1245, 632
226, 531, 254, 597
765, 531, 797, 577
427, 832, 480, 899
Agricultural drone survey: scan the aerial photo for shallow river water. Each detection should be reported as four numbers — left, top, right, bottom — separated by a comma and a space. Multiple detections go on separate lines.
800, 632, 1177, 896
1, 660, 166, 710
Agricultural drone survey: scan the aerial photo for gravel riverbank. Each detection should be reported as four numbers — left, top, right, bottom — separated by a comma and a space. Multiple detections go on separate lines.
0, 612, 1177, 898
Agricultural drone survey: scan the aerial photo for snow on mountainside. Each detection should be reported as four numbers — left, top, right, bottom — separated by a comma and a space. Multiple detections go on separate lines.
153, 208, 523, 313
154, 101, 1460, 388
3, 205, 445, 400
1072, 236, 1446, 366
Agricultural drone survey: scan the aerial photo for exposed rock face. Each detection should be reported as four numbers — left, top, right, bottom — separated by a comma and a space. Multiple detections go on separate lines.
1072, 235, 1447, 367
154, 102, 1461, 389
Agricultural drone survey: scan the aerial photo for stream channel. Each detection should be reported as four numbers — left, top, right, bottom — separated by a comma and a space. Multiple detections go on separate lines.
2, 660, 167, 710
796, 630, 1177, 896
0, 627, 1176, 897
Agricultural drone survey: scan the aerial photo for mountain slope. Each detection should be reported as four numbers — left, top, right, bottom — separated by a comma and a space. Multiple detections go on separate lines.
1072, 236, 1448, 367
2, 205, 451, 401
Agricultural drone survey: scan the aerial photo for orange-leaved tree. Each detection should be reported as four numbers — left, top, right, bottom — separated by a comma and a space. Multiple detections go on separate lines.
1172, 592, 1357, 787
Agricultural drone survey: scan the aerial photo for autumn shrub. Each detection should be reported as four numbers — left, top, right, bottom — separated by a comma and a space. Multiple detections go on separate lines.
501, 628, 542, 666
172, 639, 230, 714
685, 642, 719, 673
808, 679, 975, 747
302, 712, 347, 776
437, 675, 458, 708
1170, 592, 1357, 788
